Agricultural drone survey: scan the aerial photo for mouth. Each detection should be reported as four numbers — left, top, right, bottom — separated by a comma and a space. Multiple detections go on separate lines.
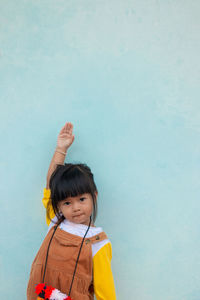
73, 214, 83, 218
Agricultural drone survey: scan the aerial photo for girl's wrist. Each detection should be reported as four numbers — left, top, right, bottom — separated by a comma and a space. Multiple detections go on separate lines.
55, 147, 68, 155
56, 145, 68, 151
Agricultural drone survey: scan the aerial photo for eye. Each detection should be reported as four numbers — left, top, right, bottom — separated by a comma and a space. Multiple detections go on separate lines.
64, 201, 71, 206
80, 197, 85, 202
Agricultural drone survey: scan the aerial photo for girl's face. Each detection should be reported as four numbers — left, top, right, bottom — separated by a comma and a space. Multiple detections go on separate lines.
57, 192, 97, 226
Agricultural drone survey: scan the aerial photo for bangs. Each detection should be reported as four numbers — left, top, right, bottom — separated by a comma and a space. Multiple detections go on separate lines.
51, 165, 93, 201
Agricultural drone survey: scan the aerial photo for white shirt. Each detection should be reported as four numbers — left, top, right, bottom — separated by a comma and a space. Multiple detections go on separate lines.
47, 216, 110, 257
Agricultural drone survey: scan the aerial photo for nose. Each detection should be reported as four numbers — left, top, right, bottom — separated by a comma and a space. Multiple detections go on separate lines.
72, 201, 81, 212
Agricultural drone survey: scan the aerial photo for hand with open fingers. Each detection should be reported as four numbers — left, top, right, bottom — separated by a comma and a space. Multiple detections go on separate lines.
57, 122, 75, 150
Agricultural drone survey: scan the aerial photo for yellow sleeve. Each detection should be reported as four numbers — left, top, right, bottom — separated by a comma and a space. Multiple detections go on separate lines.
42, 188, 55, 226
93, 242, 117, 300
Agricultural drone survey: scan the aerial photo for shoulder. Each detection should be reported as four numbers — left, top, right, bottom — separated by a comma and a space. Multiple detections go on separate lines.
46, 215, 58, 233
92, 238, 111, 258
86, 225, 111, 257
91, 226, 112, 258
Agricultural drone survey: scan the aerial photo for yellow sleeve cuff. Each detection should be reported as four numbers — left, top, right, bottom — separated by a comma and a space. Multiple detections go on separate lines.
93, 242, 117, 300
42, 188, 55, 226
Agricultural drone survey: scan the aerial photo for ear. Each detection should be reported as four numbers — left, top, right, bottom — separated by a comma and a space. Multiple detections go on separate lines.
57, 205, 63, 216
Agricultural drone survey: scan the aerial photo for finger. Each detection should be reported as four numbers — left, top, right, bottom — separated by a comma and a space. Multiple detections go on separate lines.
69, 123, 73, 134
59, 126, 66, 134
66, 122, 73, 134
64, 122, 70, 132
65, 123, 70, 133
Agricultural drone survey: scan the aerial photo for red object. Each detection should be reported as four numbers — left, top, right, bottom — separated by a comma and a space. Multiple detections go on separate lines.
35, 283, 72, 300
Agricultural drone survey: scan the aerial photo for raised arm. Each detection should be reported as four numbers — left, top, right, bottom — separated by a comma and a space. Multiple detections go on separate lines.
46, 122, 75, 189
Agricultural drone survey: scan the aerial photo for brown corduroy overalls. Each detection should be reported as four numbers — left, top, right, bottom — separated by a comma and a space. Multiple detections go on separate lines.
27, 225, 108, 300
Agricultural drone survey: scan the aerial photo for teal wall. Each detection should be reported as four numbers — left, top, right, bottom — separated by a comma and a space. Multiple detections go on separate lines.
1, 1, 200, 299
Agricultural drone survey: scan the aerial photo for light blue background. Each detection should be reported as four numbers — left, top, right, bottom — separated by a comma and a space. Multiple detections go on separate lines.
1, 1, 200, 299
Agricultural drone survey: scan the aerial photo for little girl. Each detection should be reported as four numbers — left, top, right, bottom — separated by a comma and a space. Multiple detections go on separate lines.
27, 122, 117, 300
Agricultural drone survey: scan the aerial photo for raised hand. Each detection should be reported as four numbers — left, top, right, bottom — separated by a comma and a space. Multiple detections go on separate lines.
57, 122, 75, 151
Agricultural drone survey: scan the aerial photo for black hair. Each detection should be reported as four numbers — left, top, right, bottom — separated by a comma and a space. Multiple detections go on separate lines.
47, 163, 98, 225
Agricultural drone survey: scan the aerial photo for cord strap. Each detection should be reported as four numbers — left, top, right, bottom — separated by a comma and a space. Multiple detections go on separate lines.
42, 216, 92, 297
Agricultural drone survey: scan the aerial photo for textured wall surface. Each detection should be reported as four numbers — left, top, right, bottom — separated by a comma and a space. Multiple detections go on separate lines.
1, 1, 200, 299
